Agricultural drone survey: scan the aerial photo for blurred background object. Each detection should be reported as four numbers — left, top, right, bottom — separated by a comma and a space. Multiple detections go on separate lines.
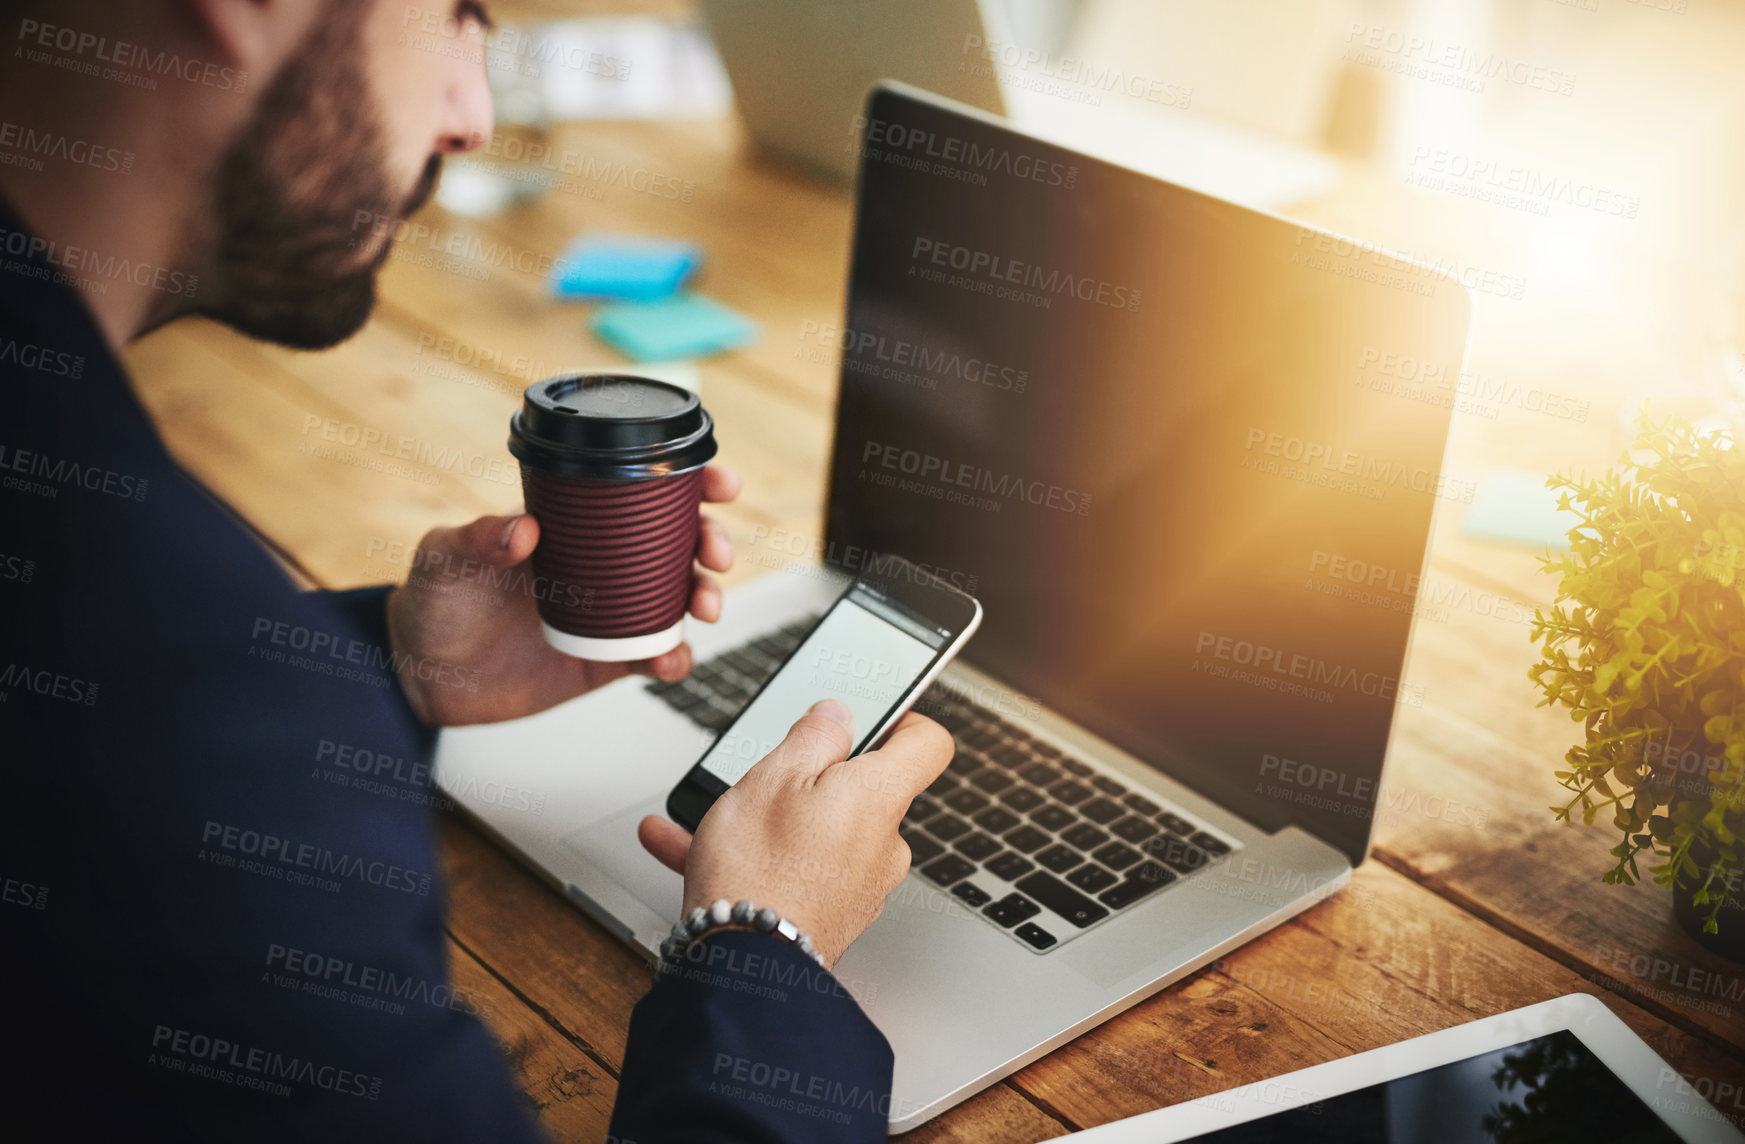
697, 0, 1005, 182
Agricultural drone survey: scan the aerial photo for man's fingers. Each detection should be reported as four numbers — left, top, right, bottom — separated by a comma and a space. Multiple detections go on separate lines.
748, 699, 855, 784
419, 512, 535, 570
701, 465, 742, 504
637, 815, 693, 875
502, 513, 538, 563
635, 643, 694, 683
690, 573, 723, 623
826, 712, 953, 804
697, 517, 733, 574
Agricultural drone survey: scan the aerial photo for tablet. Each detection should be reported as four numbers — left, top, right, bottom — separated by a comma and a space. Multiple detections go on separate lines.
1064, 994, 1744, 1143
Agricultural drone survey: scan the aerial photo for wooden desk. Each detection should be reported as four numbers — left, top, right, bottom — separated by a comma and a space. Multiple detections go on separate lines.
123, 18, 1745, 1140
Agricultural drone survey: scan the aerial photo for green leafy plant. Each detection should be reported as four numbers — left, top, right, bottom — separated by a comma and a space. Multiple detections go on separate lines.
1529, 410, 1745, 935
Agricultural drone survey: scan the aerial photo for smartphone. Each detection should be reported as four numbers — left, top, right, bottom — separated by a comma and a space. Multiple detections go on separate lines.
666, 557, 983, 831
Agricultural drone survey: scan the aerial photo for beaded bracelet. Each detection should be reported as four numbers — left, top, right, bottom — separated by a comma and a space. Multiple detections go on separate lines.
659, 898, 824, 967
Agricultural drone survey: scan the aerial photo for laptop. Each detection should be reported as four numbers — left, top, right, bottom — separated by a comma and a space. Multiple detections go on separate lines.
696, 0, 1339, 208
696, 0, 1005, 183
435, 83, 1473, 1131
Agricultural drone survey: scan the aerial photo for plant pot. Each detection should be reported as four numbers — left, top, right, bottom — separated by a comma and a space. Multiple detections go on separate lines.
1672, 847, 1745, 963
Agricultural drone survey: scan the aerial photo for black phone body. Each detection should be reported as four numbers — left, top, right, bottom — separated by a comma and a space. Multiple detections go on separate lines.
666, 558, 983, 831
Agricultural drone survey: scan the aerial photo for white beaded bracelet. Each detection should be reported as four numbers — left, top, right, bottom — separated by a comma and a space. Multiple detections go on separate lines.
659, 898, 824, 967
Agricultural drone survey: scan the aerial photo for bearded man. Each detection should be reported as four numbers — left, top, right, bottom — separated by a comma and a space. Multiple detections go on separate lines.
0, 2, 949, 1140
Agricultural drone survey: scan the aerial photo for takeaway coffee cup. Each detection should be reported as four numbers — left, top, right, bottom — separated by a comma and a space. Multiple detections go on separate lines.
508, 374, 717, 661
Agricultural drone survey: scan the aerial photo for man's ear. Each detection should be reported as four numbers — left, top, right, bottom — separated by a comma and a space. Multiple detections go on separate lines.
180, 0, 325, 77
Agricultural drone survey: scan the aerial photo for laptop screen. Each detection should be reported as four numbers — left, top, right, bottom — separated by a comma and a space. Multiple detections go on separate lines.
824, 84, 1471, 865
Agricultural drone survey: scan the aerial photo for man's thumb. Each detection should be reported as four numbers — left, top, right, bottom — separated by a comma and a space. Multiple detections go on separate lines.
762, 699, 855, 780
450, 512, 537, 565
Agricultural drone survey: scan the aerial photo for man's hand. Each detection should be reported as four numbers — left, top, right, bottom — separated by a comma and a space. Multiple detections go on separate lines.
638, 700, 954, 969
384, 465, 741, 726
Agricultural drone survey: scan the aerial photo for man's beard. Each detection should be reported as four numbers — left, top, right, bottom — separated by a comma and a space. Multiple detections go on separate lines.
201, 6, 439, 350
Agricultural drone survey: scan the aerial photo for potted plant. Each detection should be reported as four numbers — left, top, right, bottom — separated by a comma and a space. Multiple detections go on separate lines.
1529, 411, 1745, 958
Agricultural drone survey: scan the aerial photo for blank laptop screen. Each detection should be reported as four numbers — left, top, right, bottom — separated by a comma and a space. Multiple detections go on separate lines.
824, 85, 1471, 864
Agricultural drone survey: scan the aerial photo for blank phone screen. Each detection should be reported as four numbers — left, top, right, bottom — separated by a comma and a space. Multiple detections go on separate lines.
697, 584, 948, 786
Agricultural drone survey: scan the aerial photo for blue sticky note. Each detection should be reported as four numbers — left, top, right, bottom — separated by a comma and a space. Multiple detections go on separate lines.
552, 236, 701, 301
591, 294, 758, 362
1462, 469, 1572, 549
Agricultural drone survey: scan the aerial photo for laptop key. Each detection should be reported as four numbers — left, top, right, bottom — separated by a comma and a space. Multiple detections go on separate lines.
1165, 848, 1211, 874
1000, 786, 1046, 813
1048, 780, 1092, 805
1190, 831, 1232, 856
1091, 775, 1127, 797
902, 795, 939, 826
1078, 797, 1125, 825
1031, 742, 1062, 759
971, 769, 1015, 794
986, 852, 1035, 882
1130, 859, 1177, 885
1157, 812, 1195, 836
973, 806, 1020, 834
947, 751, 982, 776
945, 789, 990, 815
1015, 872, 1110, 927
962, 727, 1000, 750
955, 832, 1002, 862
990, 745, 1030, 768
929, 704, 973, 732
721, 650, 764, 677
693, 707, 734, 730
1061, 823, 1109, 851
1002, 825, 1052, 854
1019, 763, 1061, 787
926, 814, 972, 842
1015, 922, 1057, 950
904, 833, 945, 867
665, 689, 706, 709
937, 711, 977, 735
1035, 844, 1083, 874
1058, 758, 1093, 777
920, 854, 976, 886
951, 882, 992, 908
1092, 841, 1142, 870
1029, 804, 1076, 832
1111, 816, 1158, 843
1098, 863, 1178, 910
1122, 793, 1161, 816
982, 893, 1041, 928
925, 772, 960, 797
1067, 864, 1119, 893
1143, 834, 1210, 873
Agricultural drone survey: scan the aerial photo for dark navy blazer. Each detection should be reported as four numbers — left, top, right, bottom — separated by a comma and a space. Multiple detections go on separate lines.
0, 201, 893, 1142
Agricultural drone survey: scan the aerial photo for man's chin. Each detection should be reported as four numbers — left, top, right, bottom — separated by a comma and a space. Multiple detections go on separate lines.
349, 224, 403, 274
213, 272, 379, 352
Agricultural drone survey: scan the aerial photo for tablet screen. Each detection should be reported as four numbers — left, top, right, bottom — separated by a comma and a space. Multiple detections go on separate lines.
1185, 1031, 1681, 1143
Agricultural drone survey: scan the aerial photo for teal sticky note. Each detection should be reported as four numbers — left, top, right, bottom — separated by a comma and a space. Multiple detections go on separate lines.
591, 294, 758, 362
1462, 469, 1572, 549
553, 236, 701, 301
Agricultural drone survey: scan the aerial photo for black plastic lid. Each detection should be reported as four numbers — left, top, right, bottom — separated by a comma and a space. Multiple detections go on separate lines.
508, 374, 717, 480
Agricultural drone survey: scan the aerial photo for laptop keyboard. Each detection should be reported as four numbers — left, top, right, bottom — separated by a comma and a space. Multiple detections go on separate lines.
645, 616, 1238, 953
